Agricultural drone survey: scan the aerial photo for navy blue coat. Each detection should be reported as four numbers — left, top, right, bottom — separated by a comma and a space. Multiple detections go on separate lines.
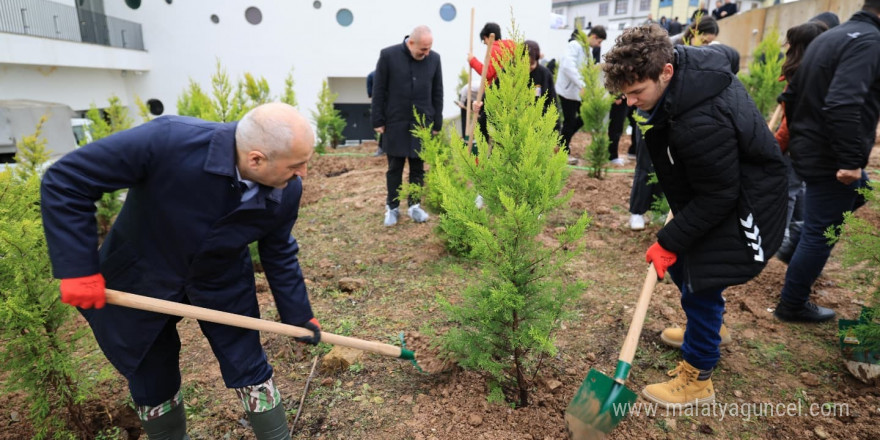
40, 116, 314, 378
371, 37, 443, 158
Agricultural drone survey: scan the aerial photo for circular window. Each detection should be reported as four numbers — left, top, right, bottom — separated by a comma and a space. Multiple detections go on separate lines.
439, 3, 457, 22
336, 9, 353, 27
147, 99, 164, 116
165, 0, 172, 4
245, 7, 262, 25
313, 1, 322, 9
210, 14, 219, 24
125, 0, 141, 10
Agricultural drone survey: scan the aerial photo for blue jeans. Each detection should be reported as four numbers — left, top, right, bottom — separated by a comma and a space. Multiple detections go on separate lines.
668, 264, 726, 371
780, 173, 869, 305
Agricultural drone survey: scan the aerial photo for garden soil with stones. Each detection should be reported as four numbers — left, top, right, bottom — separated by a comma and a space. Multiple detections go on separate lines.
2, 134, 879, 439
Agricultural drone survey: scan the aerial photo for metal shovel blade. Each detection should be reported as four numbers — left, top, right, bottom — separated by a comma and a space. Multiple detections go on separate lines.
564, 368, 638, 440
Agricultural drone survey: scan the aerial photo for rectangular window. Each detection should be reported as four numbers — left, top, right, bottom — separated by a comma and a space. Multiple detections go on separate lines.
659, 0, 673, 6
618, 22, 627, 30
615, 0, 628, 14
574, 16, 585, 30
689, 0, 700, 6
599, 3, 609, 16
639, 0, 651, 11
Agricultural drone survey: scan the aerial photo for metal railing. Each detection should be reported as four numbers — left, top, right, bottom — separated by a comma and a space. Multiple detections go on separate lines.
0, 0, 144, 50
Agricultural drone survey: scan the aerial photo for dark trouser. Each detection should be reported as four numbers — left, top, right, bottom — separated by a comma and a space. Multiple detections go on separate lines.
460, 107, 467, 140
668, 264, 726, 371
780, 173, 869, 305
386, 154, 425, 209
783, 154, 805, 238
628, 128, 662, 215
607, 100, 629, 161
559, 96, 583, 153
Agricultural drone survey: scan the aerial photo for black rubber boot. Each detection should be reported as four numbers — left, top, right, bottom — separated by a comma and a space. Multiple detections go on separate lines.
141, 403, 189, 440
247, 404, 292, 440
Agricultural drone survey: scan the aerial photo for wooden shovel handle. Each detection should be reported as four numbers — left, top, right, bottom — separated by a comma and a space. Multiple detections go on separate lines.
767, 104, 783, 131
618, 211, 673, 365
464, 7, 475, 139
104, 289, 405, 358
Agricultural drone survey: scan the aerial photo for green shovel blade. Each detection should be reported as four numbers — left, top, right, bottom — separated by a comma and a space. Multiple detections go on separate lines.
565, 368, 638, 439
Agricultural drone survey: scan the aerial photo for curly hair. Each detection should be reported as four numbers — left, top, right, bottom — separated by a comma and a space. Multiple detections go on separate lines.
603, 25, 674, 93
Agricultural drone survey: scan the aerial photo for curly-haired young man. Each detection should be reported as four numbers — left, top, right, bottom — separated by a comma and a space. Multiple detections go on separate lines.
603, 25, 787, 408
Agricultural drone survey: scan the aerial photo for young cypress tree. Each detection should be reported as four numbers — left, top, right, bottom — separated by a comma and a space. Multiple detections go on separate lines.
421, 39, 590, 407
311, 79, 347, 153
1, 123, 91, 439
739, 29, 785, 120
576, 29, 615, 179
281, 67, 298, 108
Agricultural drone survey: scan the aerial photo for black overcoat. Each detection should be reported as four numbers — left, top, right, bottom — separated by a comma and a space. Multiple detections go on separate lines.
371, 37, 443, 158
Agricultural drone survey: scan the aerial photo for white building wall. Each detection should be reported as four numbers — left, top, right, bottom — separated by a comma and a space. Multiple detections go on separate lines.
0, 0, 556, 122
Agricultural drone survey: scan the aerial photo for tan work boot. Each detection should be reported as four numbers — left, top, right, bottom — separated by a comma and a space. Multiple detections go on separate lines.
642, 361, 715, 409
660, 324, 732, 348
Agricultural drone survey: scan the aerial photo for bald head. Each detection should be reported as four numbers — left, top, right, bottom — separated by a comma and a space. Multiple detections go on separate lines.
236, 103, 315, 188
407, 25, 433, 60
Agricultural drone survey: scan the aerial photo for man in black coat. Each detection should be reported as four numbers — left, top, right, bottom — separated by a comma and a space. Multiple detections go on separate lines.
604, 24, 787, 409
371, 25, 443, 226
775, 2, 880, 322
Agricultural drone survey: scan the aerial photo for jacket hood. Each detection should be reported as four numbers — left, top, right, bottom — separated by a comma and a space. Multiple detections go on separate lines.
665, 45, 733, 118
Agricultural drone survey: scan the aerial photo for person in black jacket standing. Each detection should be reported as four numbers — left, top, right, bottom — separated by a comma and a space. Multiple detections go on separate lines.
775, 2, 880, 322
372, 25, 443, 226
603, 25, 787, 409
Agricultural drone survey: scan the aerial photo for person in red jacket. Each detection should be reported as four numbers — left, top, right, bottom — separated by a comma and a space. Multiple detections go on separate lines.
468, 22, 516, 142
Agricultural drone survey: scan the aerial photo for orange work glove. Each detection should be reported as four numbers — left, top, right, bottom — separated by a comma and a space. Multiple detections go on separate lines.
60, 273, 106, 309
294, 317, 321, 345
645, 242, 677, 280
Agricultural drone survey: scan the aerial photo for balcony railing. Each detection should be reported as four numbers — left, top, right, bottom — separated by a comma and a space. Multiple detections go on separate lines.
0, 0, 144, 50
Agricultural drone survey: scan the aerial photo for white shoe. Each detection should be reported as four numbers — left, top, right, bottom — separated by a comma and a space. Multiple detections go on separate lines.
630, 214, 645, 230
384, 205, 399, 226
567, 155, 578, 165
407, 204, 429, 223
475, 194, 484, 209
610, 158, 627, 166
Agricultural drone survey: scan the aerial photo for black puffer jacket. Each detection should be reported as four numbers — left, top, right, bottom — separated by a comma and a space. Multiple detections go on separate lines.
781, 11, 880, 182
642, 45, 788, 292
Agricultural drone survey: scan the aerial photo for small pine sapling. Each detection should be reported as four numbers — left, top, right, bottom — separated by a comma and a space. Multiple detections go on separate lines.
134, 96, 153, 123
243, 72, 272, 106
311, 79, 347, 153
281, 67, 298, 108
176, 79, 215, 120
576, 29, 615, 179
427, 38, 591, 407
739, 29, 785, 120
1, 123, 92, 439
827, 184, 880, 355
83, 95, 132, 239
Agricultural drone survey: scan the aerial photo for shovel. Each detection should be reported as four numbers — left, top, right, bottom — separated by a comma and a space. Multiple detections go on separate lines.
104, 289, 416, 363
565, 213, 672, 439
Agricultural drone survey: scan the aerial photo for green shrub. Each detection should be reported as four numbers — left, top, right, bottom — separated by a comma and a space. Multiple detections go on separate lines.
83, 95, 132, 240
281, 68, 298, 108
311, 79, 347, 153
828, 184, 880, 352
424, 40, 590, 407
576, 29, 614, 179
739, 29, 785, 120
1, 123, 91, 439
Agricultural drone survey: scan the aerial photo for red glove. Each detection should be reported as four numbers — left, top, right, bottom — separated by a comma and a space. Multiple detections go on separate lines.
60, 273, 106, 309
294, 317, 321, 345
646, 242, 677, 280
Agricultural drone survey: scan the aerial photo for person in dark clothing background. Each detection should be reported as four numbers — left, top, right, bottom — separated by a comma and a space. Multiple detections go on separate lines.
524, 40, 560, 133
366, 70, 385, 157
604, 24, 787, 408
555, 25, 606, 164
372, 25, 443, 227
774, 2, 880, 323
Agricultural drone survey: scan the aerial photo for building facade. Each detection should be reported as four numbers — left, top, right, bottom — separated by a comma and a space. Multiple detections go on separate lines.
1, 0, 554, 145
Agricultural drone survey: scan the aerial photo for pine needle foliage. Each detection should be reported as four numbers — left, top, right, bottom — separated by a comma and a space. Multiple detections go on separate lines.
210, 59, 242, 122
576, 29, 614, 179
739, 28, 785, 120
1, 125, 91, 439
176, 79, 215, 120
134, 96, 153, 123
311, 79, 347, 153
281, 68, 298, 108
827, 185, 880, 352
419, 38, 591, 407
243, 72, 272, 106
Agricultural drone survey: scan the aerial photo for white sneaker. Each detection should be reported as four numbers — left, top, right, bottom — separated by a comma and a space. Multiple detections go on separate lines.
384, 205, 399, 226
475, 194, 484, 209
407, 204, 429, 223
630, 213, 646, 231
610, 158, 627, 166
567, 155, 578, 165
